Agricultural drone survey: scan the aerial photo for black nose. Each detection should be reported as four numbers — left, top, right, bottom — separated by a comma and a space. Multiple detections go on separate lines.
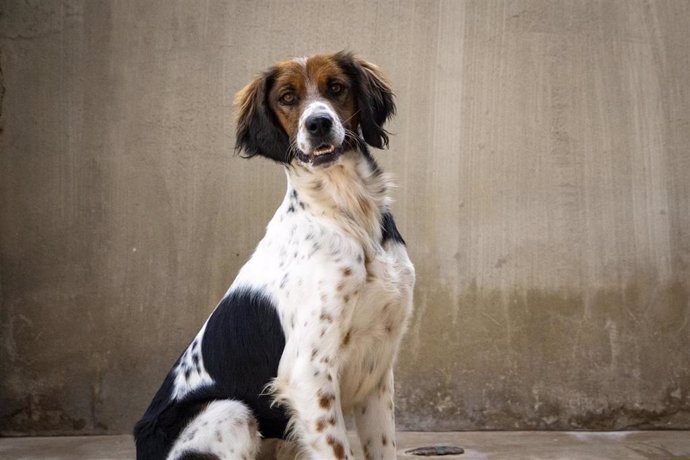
305, 115, 333, 137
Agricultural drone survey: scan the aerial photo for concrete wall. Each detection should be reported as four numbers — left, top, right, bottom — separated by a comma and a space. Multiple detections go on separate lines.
1, 0, 688, 435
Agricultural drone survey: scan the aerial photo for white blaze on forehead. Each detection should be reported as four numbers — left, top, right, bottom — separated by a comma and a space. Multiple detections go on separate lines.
292, 56, 308, 66
296, 100, 346, 153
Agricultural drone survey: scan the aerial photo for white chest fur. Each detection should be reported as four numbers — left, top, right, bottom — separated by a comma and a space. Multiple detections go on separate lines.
229, 153, 415, 411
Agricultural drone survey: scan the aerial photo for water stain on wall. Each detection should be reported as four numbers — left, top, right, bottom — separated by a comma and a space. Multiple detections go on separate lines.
396, 279, 690, 430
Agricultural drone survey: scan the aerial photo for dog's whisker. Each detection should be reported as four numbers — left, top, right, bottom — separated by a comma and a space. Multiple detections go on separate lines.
341, 109, 361, 125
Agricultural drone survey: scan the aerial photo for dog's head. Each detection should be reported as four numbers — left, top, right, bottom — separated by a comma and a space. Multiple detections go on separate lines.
234, 52, 395, 167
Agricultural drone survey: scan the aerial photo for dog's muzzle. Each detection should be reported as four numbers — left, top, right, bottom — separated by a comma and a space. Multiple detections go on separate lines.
296, 105, 346, 166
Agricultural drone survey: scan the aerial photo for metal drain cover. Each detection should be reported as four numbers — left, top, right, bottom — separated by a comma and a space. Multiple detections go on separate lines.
405, 445, 465, 456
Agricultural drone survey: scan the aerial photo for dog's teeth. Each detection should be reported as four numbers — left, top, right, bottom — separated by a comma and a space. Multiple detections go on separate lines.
314, 145, 335, 156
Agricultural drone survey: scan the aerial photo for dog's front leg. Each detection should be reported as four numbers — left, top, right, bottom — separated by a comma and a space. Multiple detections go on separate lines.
276, 321, 353, 460
354, 369, 397, 460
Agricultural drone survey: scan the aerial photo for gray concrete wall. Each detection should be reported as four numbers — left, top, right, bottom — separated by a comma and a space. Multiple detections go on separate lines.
1, 0, 688, 435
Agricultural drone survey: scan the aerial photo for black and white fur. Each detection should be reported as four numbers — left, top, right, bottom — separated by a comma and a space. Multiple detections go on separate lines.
134, 52, 415, 460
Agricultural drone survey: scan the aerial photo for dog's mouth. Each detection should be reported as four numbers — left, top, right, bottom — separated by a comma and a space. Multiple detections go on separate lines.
296, 143, 344, 166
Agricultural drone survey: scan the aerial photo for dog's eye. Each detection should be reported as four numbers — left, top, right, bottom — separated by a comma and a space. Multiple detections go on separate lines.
329, 82, 344, 96
279, 92, 297, 106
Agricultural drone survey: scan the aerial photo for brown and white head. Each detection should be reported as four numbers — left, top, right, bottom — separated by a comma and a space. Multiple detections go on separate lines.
234, 52, 395, 168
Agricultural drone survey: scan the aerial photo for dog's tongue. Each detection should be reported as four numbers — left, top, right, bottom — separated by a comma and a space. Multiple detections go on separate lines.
313, 144, 335, 156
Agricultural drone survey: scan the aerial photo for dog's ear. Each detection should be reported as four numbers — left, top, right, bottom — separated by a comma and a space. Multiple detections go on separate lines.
234, 70, 291, 163
337, 52, 396, 149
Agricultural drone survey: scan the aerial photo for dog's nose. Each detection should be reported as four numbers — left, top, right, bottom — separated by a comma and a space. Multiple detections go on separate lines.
305, 115, 333, 137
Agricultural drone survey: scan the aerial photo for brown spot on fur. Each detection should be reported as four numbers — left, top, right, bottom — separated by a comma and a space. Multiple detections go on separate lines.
320, 312, 333, 322
382, 434, 388, 445
316, 418, 328, 432
342, 329, 352, 346
326, 435, 346, 460
337, 282, 344, 291
342, 267, 352, 276
319, 391, 336, 409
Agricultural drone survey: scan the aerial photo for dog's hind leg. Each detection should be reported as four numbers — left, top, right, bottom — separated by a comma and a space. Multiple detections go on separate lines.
167, 399, 261, 460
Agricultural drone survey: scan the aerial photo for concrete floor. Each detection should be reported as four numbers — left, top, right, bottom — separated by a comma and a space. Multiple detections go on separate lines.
0, 432, 689, 460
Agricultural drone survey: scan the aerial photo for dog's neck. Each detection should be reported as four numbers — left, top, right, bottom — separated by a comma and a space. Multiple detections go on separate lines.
285, 148, 392, 251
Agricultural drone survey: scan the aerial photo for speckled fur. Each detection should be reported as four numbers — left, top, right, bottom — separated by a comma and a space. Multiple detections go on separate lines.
167, 400, 260, 460
243, 151, 414, 459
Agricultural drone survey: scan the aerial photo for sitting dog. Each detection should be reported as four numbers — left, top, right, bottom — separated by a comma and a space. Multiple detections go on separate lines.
134, 51, 415, 460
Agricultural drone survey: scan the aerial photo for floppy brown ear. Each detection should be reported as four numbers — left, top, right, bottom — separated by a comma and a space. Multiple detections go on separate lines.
234, 70, 291, 163
337, 52, 396, 149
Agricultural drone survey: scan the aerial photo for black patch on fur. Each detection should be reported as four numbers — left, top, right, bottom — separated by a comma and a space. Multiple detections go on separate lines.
235, 70, 292, 163
380, 210, 405, 245
133, 289, 289, 460
202, 289, 289, 437
335, 51, 396, 149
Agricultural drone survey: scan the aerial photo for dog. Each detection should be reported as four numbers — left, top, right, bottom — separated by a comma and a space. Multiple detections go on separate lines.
134, 51, 415, 460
